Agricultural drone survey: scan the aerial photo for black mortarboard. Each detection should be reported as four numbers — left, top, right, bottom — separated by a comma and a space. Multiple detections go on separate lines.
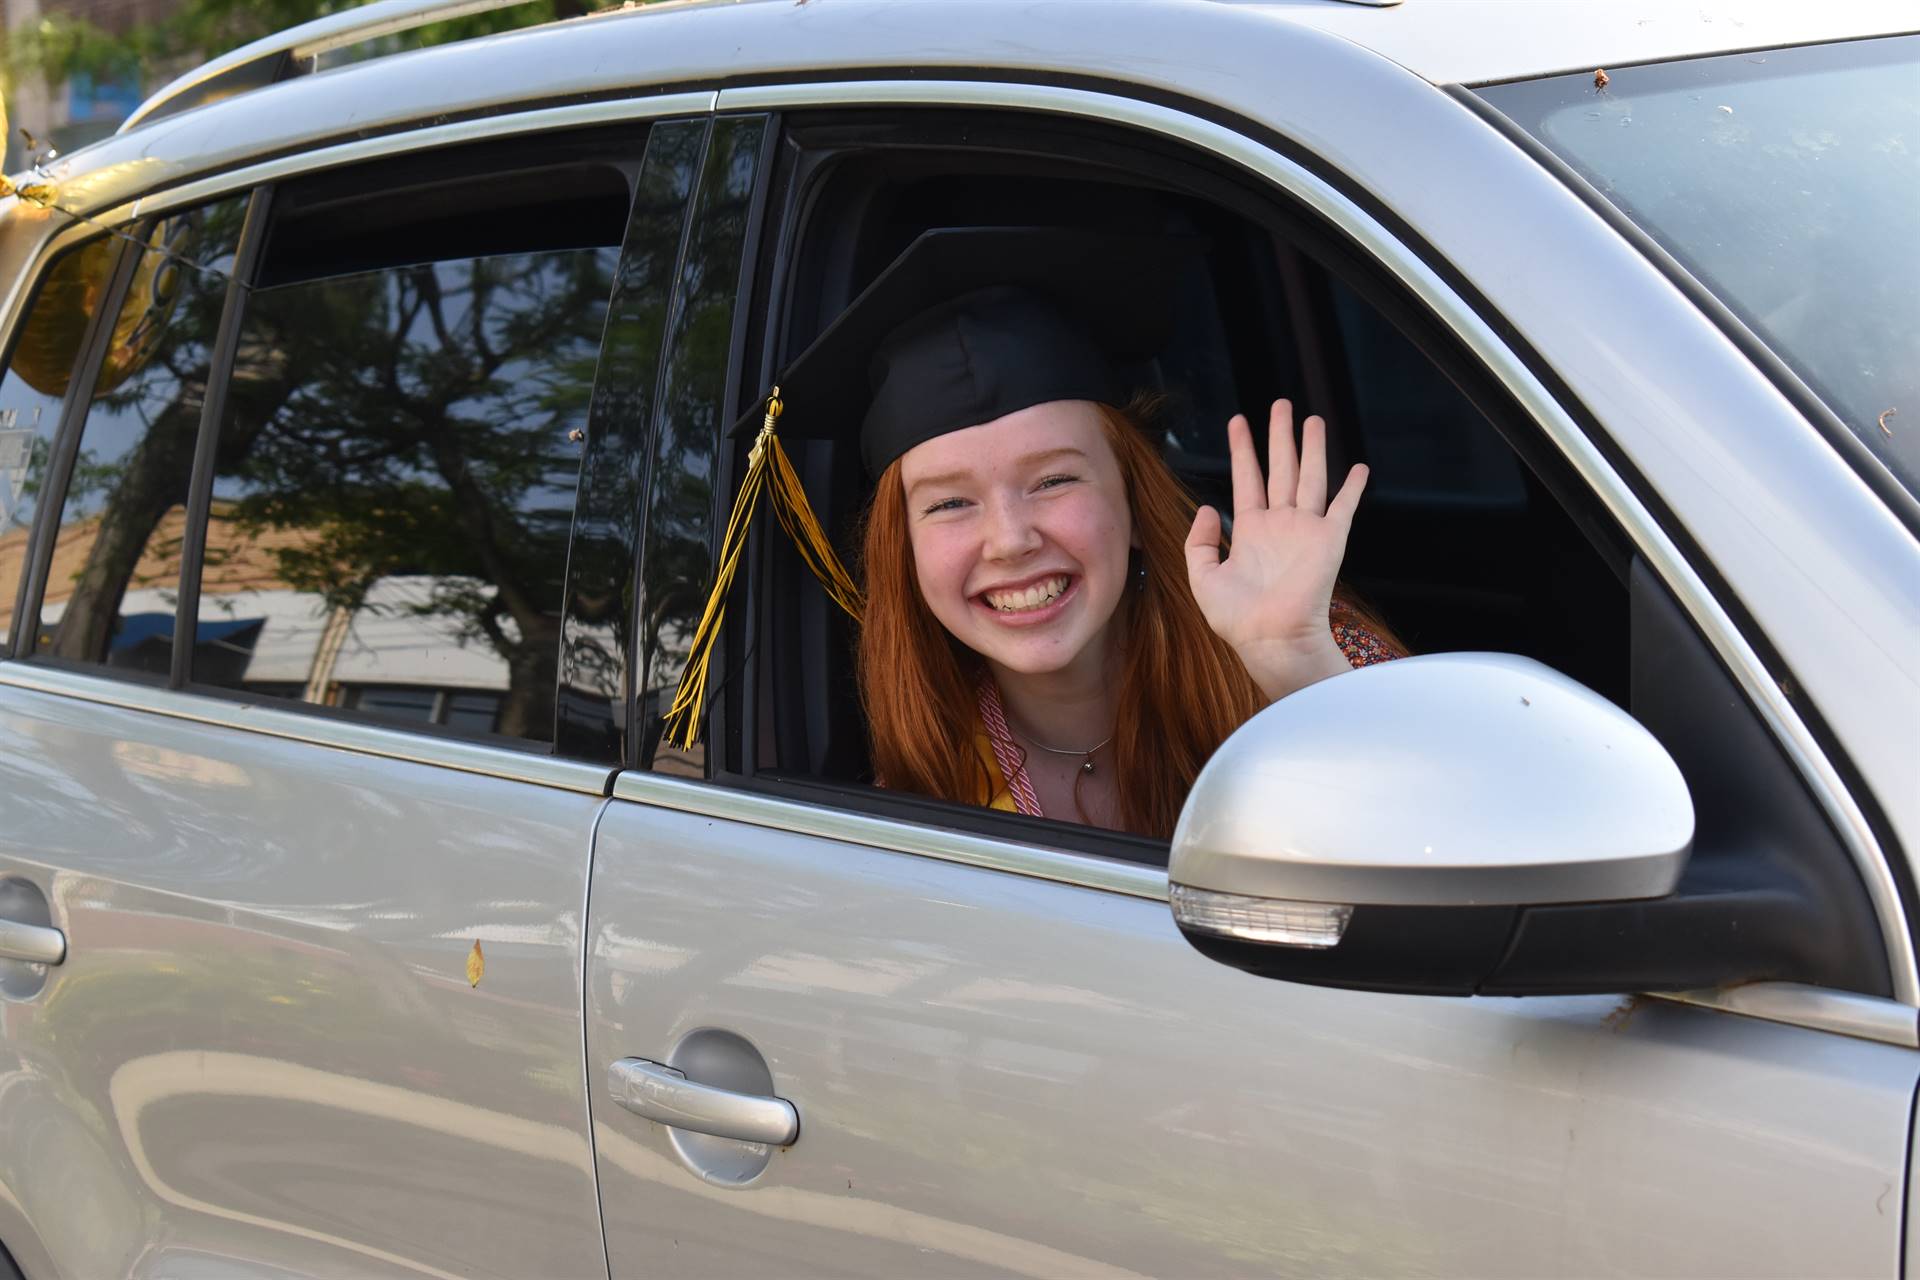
670, 226, 1198, 748
731, 225, 1199, 475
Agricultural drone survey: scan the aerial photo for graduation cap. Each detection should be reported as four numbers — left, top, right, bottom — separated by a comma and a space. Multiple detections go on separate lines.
664, 226, 1201, 748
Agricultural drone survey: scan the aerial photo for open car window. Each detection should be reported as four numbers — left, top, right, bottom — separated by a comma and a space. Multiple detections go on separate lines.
742, 112, 1627, 805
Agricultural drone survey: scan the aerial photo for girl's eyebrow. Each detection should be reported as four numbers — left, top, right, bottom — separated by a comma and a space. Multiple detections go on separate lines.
905, 447, 1088, 497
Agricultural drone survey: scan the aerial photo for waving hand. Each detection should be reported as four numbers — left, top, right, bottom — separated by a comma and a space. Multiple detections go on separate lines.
1183, 399, 1366, 700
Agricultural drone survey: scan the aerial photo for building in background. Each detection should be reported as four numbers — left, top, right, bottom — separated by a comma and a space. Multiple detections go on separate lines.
2, 0, 182, 170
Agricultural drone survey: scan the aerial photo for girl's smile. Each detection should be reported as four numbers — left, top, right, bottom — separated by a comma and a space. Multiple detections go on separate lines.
976, 572, 1078, 622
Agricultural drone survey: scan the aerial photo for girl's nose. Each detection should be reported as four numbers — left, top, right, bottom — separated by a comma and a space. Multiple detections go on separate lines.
981, 495, 1043, 561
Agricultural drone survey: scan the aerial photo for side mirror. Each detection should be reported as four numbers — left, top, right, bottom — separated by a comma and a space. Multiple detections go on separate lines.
1168, 653, 1694, 995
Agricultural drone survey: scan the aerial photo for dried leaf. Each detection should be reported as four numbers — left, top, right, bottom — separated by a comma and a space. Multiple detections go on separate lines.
1593, 68, 1610, 90
1879, 407, 1897, 438
466, 940, 485, 988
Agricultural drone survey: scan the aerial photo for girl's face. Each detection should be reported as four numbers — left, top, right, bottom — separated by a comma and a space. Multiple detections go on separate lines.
898, 400, 1133, 681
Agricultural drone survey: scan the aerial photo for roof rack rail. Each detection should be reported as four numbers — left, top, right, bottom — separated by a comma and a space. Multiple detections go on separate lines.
120, 0, 543, 134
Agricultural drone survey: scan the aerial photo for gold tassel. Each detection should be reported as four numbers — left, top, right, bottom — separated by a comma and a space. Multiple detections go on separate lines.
663, 389, 864, 749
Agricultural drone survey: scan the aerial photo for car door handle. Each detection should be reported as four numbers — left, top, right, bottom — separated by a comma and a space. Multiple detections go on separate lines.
0, 918, 66, 965
607, 1057, 798, 1146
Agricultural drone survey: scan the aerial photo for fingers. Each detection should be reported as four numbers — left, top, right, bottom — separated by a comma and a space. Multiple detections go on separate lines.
1227, 414, 1265, 517
1325, 462, 1369, 531
1185, 504, 1223, 583
1266, 399, 1298, 509
1297, 413, 1328, 514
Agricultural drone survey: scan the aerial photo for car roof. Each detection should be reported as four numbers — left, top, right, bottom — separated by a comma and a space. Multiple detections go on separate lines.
1238, 0, 1917, 86
8, 0, 1915, 232
116, 0, 1919, 140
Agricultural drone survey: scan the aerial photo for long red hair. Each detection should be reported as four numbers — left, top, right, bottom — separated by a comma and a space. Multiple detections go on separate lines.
857, 398, 1397, 839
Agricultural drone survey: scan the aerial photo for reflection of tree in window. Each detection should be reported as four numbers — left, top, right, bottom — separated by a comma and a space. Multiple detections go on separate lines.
42, 200, 245, 672
199, 247, 615, 743
558, 118, 709, 761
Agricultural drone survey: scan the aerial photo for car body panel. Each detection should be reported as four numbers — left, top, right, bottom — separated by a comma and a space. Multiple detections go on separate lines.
586, 797, 1916, 1277
0, 674, 606, 1278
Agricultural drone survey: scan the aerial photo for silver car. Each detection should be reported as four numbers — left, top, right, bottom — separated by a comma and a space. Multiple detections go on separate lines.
0, 1, 1915, 1276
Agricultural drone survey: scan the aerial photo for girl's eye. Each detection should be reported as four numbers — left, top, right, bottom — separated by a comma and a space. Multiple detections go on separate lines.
921, 497, 967, 516
1036, 473, 1079, 491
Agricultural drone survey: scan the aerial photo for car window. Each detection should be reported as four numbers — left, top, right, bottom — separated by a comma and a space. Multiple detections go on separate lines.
557, 118, 711, 763
187, 150, 630, 746
1328, 277, 1526, 511
33, 199, 248, 673
635, 115, 768, 775
654, 109, 1643, 864
0, 235, 117, 651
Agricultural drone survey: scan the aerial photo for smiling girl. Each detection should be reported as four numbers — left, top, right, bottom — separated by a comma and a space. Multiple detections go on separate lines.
861, 384, 1398, 838
673, 229, 1402, 837
847, 268, 1401, 838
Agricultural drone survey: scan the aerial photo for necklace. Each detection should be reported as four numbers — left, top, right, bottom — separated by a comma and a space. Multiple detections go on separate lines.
1016, 727, 1115, 775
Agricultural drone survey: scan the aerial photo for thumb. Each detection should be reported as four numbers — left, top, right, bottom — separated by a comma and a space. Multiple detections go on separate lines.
1185, 504, 1223, 584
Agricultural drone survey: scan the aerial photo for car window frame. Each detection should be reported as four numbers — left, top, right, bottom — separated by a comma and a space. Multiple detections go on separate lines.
16, 195, 260, 686
0, 121, 688, 767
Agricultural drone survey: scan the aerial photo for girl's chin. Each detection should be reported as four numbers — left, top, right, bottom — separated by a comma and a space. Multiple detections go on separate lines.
969, 627, 1108, 679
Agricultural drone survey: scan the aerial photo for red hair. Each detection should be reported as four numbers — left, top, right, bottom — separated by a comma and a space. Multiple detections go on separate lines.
857, 398, 1397, 839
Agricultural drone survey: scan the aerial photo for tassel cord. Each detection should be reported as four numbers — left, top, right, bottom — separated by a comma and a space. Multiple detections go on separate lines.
663, 407, 864, 750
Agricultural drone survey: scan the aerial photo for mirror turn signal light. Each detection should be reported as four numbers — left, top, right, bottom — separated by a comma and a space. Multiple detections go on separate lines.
1169, 884, 1353, 949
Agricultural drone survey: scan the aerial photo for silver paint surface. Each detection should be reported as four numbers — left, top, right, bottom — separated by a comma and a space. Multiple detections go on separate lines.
1171, 653, 1692, 906
0, 683, 605, 1277
587, 797, 1916, 1277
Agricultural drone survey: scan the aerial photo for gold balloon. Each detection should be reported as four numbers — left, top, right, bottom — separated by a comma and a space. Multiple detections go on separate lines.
5, 237, 114, 397
7, 217, 187, 399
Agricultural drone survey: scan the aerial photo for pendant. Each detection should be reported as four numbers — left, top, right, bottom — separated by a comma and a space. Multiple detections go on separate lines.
1081, 759, 1096, 776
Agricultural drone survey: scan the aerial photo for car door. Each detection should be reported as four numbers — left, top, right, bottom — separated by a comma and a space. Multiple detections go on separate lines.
581, 100, 1918, 1278
0, 116, 705, 1278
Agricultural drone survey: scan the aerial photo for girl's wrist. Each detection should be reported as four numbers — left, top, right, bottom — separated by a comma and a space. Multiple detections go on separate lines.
1236, 634, 1353, 703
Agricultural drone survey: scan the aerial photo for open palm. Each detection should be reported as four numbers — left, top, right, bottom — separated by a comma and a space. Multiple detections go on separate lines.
1184, 399, 1366, 698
